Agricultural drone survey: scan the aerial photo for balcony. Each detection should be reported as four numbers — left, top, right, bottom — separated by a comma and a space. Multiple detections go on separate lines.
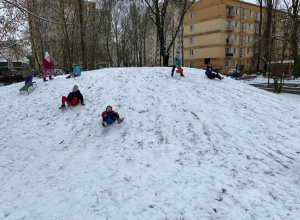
227, 11, 235, 17
225, 39, 233, 44
226, 53, 233, 57
226, 25, 234, 31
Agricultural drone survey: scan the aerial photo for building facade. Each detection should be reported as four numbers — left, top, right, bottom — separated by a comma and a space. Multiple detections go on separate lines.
183, 0, 286, 74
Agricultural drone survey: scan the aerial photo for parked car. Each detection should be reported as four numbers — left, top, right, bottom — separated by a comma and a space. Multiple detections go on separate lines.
227, 69, 243, 77
53, 69, 64, 76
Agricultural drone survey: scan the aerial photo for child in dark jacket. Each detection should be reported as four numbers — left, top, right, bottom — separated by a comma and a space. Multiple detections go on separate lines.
101, 106, 124, 127
59, 85, 85, 109
205, 68, 224, 80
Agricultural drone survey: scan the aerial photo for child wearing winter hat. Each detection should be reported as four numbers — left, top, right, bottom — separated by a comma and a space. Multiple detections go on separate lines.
171, 51, 184, 77
101, 106, 124, 127
59, 85, 85, 109
22, 57, 32, 85
42, 52, 55, 82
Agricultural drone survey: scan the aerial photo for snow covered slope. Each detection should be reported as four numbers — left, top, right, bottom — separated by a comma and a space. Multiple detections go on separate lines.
0, 67, 299, 220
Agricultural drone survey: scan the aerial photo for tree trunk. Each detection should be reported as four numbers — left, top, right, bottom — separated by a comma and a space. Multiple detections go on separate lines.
78, 0, 86, 70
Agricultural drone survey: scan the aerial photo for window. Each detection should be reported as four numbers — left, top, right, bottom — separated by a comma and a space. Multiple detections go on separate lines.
226, 20, 233, 30
225, 60, 230, 67
247, 36, 251, 43
234, 34, 238, 42
190, 24, 194, 31
225, 47, 231, 54
189, 62, 193, 68
247, 48, 250, 54
255, 12, 260, 21
190, 12, 194, 19
234, 48, 237, 54
241, 36, 244, 45
254, 24, 259, 33
235, 21, 239, 28
248, 23, 252, 30
239, 48, 244, 58
189, 37, 193, 44
189, 50, 194, 56
253, 36, 257, 44
227, 5, 234, 16
242, 9, 246, 19
246, 60, 249, 67
226, 34, 232, 44
235, 7, 239, 15
241, 23, 245, 32
249, 11, 253, 17
233, 60, 237, 67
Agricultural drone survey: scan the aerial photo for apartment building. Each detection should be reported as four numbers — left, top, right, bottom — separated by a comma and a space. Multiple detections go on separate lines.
183, 0, 285, 74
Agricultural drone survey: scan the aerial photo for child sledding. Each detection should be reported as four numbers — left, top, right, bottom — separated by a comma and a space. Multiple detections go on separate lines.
205, 67, 224, 80
59, 85, 85, 109
101, 106, 124, 127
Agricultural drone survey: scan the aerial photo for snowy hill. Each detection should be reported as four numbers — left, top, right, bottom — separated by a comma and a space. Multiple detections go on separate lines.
0, 67, 299, 220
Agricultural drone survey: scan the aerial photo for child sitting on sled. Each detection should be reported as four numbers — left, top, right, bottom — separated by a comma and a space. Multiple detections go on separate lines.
101, 106, 124, 127
59, 85, 85, 109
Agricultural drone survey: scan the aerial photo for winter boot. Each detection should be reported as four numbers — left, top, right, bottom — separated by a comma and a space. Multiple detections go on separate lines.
180, 73, 185, 77
49, 75, 54, 80
43, 78, 48, 82
59, 104, 66, 109
102, 121, 108, 127
117, 118, 124, 124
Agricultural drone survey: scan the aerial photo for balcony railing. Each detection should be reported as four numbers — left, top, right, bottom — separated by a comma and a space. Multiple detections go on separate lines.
226, 25, 234, 31
227, 11, 235, 17
226, 39, 233, 44
226, 53, 233, 57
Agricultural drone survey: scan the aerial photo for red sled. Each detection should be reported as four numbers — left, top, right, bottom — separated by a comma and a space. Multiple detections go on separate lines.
176, 67, 183, 73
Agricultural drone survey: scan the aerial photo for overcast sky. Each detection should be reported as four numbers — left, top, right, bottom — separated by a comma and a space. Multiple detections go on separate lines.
243, 0, 258, 4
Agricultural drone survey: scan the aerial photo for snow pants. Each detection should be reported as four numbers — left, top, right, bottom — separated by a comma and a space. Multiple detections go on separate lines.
25, 76, 32, 85
103, 112, 120, 124
62, 96, 78, 106
43, 69, 53, 78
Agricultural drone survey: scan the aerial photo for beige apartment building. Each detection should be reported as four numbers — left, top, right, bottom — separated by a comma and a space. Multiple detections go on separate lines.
183, 0, 285, 74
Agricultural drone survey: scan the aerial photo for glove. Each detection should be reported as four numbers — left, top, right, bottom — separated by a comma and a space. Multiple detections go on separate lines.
81, 103, 85, 106
66, 101, 70, 104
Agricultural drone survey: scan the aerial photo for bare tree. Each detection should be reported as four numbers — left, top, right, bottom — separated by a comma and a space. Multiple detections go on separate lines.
256, 0, 263, 72
283, 0, 300, 79
144, 0, 197, 66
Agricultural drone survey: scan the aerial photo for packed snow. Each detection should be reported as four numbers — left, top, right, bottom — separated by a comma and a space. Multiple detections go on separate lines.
0, 67, 299, 220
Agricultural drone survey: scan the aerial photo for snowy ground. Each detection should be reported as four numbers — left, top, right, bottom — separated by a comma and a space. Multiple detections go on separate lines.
0, 67, 299, 220
241, 75, 300, 85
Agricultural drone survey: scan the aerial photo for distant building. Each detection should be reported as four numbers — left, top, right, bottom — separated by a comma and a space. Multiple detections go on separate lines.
184, 0, 288, 74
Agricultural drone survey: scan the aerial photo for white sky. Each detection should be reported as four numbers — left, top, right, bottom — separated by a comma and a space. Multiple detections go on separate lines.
243, 0, 258, 4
